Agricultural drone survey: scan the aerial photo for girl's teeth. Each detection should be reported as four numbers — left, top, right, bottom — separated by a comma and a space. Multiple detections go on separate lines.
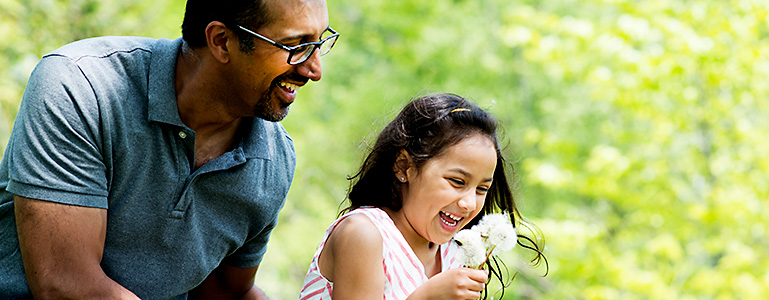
442, 211, 461, 221
440, 211, 461, 226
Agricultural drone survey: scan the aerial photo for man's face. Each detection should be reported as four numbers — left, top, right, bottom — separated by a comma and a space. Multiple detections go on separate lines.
231, 0, 330, 121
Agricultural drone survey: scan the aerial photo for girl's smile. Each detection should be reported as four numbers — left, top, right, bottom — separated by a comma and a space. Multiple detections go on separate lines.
439, 211, 463, 227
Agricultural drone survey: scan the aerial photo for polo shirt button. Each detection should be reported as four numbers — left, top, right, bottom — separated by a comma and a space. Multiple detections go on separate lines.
178, 131, 187, 139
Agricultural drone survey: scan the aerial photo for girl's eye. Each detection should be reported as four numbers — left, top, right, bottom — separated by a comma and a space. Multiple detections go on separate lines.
448, 178, 464, 186
476, 186, 490, 194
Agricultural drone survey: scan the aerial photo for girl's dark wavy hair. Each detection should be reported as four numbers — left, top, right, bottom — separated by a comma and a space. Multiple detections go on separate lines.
342, 93, 548, 291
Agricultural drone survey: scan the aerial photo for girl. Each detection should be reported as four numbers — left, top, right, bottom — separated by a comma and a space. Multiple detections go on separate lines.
299, 93, 545, 300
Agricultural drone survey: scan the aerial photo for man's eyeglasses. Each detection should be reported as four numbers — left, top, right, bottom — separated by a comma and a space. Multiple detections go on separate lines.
237, 25, 339, 65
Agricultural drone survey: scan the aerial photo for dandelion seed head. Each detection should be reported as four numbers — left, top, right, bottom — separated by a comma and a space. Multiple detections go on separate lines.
487, 224, 517, 254
475, 213, 510, 234
454, 229, 486, 267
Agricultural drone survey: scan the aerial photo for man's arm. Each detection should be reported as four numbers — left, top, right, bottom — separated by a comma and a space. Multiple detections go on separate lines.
14, 196, 140, 299
189, 263, 268, 300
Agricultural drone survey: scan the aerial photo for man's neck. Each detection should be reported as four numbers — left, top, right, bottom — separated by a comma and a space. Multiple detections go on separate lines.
174, 42, 242, 132
174, 42, 244, 169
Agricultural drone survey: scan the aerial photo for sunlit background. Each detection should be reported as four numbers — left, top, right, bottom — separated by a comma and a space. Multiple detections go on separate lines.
1, 0, 767, 299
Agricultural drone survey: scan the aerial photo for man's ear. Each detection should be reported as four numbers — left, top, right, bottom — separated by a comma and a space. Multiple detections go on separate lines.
393, 149, 413, 181
205, 21, 232, 63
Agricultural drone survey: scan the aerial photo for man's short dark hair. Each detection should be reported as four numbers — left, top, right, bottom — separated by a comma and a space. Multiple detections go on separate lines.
181, 0, 271, 52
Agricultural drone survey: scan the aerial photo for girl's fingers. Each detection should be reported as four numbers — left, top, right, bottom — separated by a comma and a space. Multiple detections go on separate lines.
470, 290, 482, 299
472, 280, 486, 292
466, 268, 489, 283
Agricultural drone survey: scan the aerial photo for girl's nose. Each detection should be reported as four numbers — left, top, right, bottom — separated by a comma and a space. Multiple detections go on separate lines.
457, 191, 477, 212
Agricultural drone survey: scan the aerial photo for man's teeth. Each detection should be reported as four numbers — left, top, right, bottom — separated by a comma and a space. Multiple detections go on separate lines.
279, 82, 301, 92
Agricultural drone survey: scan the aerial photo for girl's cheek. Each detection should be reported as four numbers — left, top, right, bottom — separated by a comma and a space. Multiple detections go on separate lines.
476, 199, 486, 213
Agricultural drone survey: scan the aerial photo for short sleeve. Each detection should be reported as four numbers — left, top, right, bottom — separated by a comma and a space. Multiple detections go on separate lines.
224, 214, 279, 268
5, 54, 109, 208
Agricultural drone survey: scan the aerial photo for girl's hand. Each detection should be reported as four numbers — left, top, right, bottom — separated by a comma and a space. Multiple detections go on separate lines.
407, 267, 489, 300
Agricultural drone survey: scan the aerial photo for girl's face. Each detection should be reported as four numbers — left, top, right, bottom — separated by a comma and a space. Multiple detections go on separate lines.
397, 133, 498, 246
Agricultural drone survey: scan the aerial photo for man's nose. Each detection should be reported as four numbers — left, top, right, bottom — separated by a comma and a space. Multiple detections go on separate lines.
296, 50, 322, 82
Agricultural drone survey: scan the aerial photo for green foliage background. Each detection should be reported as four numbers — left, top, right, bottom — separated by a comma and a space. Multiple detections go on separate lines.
2, 0, 768, 299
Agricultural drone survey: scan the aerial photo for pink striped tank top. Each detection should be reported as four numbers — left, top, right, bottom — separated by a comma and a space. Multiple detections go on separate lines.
298, 207, 463, 300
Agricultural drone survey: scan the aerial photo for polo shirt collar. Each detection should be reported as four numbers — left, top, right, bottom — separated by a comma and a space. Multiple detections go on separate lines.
147, 37, 185, 127
238, 118, 272, 160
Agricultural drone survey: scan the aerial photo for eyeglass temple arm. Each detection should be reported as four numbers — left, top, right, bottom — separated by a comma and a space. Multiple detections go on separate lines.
237, 25, 292, 51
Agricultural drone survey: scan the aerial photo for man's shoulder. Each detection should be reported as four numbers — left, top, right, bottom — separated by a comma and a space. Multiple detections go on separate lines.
260, 119, 295, 157
248, 118, 294, 150
45, 36, 160, 61
240, 119, 296, 170
260, 119, 293, 142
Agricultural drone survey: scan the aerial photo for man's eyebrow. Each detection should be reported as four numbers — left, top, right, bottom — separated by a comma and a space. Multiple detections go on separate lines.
449, 168, 493, 182
278, 26, 331, 43
277, 33, 313, 43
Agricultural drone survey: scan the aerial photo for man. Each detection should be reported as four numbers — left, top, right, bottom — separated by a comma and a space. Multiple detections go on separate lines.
0, 0, 337, 298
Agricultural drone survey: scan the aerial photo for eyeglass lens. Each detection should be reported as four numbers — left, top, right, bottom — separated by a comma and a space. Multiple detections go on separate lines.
289, 33, 338, 65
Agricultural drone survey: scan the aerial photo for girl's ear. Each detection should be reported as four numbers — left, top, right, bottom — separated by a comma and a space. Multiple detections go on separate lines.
393, 149, 413, 181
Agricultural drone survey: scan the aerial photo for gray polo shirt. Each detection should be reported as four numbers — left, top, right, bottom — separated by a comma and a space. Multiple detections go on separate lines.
0, 37, 295, 299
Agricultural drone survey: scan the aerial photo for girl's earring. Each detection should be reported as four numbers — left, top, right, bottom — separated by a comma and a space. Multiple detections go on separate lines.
400, 176, 406, 182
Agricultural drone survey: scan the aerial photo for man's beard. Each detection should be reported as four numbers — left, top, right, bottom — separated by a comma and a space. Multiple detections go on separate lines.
254, 72, 307, 122
253, 86, 289, 122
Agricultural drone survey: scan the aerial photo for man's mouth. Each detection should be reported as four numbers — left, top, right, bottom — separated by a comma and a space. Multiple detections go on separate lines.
279, 81, 302, 93
440, 211, 463, 227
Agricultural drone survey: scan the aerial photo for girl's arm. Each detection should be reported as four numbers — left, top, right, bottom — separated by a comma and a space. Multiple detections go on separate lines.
406, 268, 488, 300
319, 214, 385, 300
